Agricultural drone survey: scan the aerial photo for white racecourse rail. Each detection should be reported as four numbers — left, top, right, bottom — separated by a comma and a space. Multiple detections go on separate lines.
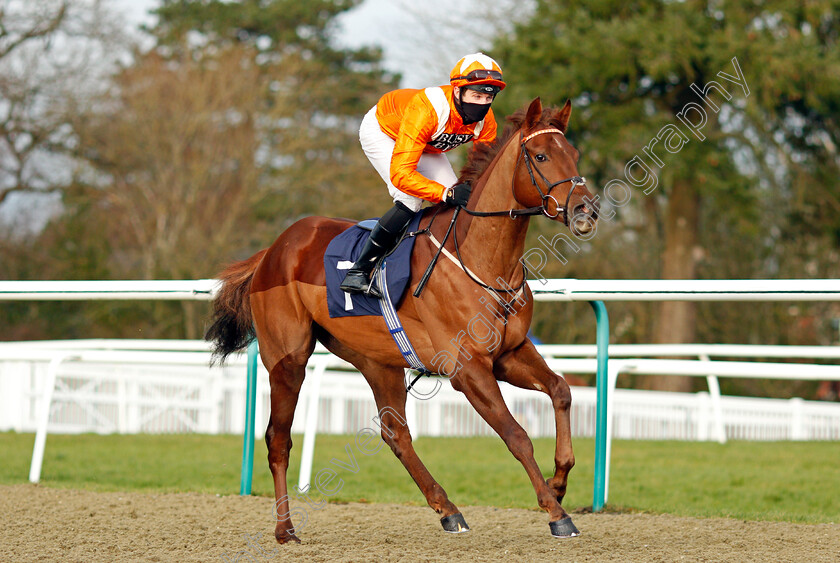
2, 340, 839, 488
2, 341, 838, 441
1, 279, 840, 499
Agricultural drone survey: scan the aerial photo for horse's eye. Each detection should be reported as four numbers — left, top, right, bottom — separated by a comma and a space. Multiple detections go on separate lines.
535, 153, 547, 162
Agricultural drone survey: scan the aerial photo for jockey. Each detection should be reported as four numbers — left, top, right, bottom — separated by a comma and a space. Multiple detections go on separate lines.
340, 52, 506, 298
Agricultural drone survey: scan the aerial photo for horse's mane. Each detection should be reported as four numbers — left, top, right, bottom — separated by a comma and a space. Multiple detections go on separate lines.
458, 104, 567, 185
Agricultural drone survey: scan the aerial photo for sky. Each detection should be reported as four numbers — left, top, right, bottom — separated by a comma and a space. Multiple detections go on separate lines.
115, 0, 484, 88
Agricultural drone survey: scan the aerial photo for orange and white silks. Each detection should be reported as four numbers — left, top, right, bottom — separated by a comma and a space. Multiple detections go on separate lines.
374, 84, 497, 203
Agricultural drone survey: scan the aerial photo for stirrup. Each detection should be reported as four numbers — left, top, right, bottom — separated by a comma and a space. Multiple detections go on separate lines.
340, 269, 382, 299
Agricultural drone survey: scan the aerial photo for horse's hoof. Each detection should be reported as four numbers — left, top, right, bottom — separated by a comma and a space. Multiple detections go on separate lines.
275, 530, 301, 544
549, 516, 580, 538
440, 512, 470, 533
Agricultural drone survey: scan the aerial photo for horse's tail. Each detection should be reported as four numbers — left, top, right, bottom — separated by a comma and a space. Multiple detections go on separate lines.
205, 249, 268, 364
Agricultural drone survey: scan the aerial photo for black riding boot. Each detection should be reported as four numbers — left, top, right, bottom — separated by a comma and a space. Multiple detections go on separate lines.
340, 202, 415, 299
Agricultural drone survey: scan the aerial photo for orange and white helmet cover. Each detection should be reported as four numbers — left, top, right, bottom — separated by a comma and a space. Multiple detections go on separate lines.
449, 53, 506, 91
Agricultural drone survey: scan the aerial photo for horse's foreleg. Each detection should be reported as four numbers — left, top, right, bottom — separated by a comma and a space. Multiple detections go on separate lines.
363, 367, 464, 531
265, 352, 309, 544
493, 341, 575, 508
454, 360, 579, 537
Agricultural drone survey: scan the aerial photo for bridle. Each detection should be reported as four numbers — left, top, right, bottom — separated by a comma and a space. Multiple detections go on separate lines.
461, 127, 588, 226
413, 127, 591, 301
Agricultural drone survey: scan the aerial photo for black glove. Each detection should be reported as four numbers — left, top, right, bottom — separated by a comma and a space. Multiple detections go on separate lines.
444, 183, 472, 207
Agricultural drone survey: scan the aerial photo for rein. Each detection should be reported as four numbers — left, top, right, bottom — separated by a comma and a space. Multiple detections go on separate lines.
413, 203, 527, 302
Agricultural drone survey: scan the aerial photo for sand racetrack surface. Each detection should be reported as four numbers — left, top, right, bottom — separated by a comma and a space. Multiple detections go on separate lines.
1, 484, 838, 562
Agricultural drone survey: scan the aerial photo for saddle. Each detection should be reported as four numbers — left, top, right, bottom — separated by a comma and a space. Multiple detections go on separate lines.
324, 212, 423, 319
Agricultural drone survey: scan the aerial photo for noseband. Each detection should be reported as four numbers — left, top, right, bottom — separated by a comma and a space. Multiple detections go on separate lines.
461, 127, 588, 226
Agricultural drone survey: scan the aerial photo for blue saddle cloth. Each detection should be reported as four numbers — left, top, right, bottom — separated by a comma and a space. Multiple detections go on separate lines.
324, 212, 423, 318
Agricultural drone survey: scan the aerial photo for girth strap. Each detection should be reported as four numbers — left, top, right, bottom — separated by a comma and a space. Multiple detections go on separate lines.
376, 262, 434, 384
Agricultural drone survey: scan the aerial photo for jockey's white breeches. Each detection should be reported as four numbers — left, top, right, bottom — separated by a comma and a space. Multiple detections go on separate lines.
359, 106, 458, 212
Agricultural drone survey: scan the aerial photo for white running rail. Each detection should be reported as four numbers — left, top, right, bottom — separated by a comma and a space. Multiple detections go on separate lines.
2, 340, 839, 487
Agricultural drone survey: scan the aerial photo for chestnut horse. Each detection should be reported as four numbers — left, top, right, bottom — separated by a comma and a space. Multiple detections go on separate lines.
206, 98, 598, 542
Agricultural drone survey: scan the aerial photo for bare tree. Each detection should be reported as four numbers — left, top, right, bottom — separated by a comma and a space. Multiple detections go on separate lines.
71, 47, 267, 279
0, 0, 126, 219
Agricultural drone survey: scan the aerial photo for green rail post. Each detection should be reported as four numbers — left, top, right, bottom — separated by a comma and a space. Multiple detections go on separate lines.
240, 339, 259, 495
589, 300, 609, 512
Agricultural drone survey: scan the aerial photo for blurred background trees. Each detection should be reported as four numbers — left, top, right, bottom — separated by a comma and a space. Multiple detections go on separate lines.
1, 0, 838, 397
1, 0, 396, 339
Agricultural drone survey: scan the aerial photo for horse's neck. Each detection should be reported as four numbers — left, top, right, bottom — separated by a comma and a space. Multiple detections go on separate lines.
458, 137, 530, 283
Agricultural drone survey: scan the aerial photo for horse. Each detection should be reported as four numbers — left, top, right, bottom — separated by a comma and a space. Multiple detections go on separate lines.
206, 97, 599, 543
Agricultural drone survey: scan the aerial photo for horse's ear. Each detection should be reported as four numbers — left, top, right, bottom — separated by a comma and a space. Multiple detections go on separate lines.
557, 99, 572, 132
525, 97, 542, 128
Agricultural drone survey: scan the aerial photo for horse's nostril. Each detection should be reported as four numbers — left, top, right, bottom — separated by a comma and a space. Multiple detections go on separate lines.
574, 202, 598, 219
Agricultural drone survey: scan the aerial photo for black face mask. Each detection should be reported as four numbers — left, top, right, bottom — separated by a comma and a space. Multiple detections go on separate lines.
455, 95, 492, 125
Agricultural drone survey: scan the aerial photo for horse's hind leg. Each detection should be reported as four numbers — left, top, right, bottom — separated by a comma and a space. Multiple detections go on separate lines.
264, 344, 313, 544
252, 290, 316, 544
492, 340, 579, 536
247, 274, 321, 544
361, 364, 465, 531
